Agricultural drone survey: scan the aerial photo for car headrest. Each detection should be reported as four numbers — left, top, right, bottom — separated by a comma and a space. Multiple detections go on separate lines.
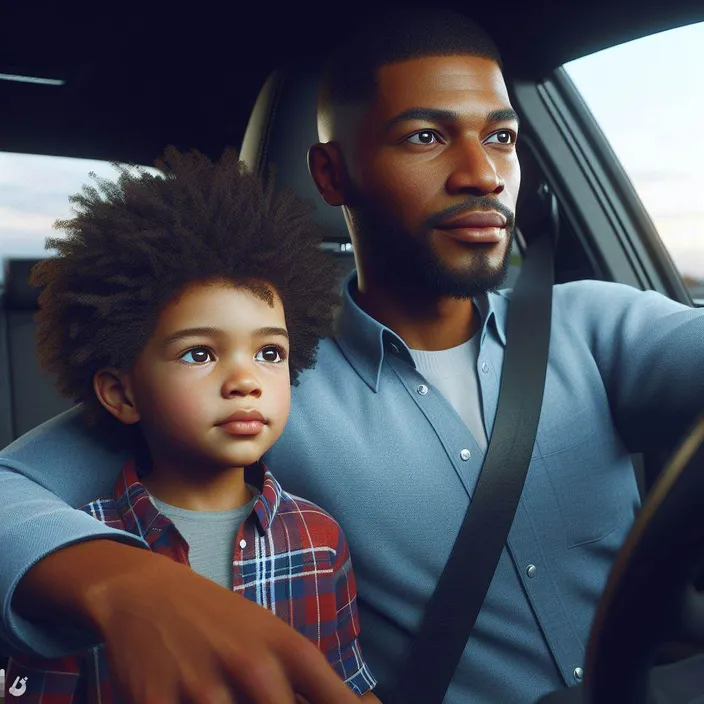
240, 58, 350, 244
3, 259, 42, 311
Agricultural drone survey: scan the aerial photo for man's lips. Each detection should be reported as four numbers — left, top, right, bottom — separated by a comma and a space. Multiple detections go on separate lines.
435, 210, 507, 243
216, 410, 266, 436
436, 210, 507, 229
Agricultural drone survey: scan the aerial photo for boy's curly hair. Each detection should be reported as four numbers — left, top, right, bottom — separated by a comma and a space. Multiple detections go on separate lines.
31, 146, 341, 430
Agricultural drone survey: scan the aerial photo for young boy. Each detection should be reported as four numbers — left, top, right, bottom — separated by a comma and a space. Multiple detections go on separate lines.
5, 147, 379, 702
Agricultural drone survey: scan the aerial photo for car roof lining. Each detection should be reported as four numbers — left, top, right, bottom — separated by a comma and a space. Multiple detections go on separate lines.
1, 1, 703, 163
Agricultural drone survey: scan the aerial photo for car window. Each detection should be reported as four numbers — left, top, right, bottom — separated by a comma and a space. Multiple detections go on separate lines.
564, 21, 704, 302
0, 152, 160, 286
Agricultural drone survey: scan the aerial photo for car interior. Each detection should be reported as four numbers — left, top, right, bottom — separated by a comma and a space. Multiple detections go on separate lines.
2, 0, 704, 698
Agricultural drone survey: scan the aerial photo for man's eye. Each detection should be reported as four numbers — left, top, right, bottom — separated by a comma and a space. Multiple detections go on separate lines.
406, 130, 440, 145
486, 130, 516, 145
256, 345, 287, 364
180, 347, 213, 364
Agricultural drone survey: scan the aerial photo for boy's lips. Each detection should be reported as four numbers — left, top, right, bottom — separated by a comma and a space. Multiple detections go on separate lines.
216, 409, 266, 436
218, 409, 266, 424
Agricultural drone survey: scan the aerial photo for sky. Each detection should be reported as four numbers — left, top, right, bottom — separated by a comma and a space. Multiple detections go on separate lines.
0, 157, 157, 265
565, 20, 704, 283
1, 20, 703, 286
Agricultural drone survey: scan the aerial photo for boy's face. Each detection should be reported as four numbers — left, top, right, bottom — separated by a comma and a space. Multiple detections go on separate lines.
115, 280, 291, 473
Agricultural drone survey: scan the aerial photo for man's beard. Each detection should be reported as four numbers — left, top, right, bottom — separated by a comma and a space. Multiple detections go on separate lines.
348, 195, 516, 300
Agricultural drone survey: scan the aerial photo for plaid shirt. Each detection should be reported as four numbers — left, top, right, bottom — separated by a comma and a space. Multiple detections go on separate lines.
6, 459, 376, 702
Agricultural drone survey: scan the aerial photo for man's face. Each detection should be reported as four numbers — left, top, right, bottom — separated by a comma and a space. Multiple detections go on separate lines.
343, 55, 520, 299
125, 281, 291, 474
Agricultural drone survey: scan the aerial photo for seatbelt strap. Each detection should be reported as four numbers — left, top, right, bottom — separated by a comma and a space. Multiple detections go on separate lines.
391, 224, 555, 704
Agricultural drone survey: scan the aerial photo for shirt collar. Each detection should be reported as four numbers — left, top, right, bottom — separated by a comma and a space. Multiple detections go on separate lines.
335, 269, 507, 392
112, 459, 285, 541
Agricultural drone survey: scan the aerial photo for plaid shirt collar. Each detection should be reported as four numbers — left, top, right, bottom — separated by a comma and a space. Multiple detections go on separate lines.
113, 458, 284, 546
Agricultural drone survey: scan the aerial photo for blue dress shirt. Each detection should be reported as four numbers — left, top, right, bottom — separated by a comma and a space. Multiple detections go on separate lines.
1, 272, 703, 703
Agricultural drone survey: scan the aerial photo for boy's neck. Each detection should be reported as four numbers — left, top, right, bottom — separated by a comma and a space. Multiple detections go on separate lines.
140, 463, 254, 512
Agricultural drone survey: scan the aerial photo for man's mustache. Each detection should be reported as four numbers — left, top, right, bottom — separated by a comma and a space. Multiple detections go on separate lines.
425, 196, 515, 231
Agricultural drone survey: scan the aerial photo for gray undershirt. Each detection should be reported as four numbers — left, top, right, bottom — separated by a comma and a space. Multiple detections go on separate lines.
408, 334, 487, 451
150, 488, 258, 590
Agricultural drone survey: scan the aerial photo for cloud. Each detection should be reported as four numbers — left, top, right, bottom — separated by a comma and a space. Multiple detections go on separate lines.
0, 153, 160, 263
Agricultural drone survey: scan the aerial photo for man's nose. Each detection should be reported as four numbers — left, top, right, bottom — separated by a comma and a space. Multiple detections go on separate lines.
221, 363, 262, 398
445, 138, 504, 196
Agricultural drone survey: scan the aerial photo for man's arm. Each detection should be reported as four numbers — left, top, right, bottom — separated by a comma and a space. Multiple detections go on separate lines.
15, 540, 359, 704
564, 281, 704, 453
0, 406, 137, 656
1, 409, 359, 704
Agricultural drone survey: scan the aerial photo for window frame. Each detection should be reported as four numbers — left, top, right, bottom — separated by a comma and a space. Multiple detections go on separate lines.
510, 66, 698, 306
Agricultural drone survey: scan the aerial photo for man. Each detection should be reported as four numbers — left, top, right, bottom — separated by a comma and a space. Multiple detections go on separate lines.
2, 9, 704, 704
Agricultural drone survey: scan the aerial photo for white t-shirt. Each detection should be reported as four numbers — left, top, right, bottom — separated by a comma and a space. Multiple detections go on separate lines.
409, 334, 487, 451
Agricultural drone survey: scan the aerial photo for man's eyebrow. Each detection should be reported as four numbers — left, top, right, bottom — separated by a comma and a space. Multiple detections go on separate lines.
383, 106, 520, 132
487, 108, 520, 127
383, 107, 459, 131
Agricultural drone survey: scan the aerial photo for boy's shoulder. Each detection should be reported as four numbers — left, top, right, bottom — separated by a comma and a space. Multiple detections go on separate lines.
262, 465, 338, 524
276, 488, 340, 524
271, 482, 349, 557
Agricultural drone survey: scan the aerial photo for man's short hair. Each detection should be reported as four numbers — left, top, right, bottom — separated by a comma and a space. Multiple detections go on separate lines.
31, 147, 340, 431
318, 7, 502, 126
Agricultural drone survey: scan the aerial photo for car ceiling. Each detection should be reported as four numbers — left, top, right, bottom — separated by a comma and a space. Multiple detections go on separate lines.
2, 0, 704, 166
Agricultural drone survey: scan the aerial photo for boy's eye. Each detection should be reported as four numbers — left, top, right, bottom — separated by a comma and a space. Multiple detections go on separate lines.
256, 345, 287, 364
180, 347, 213, 364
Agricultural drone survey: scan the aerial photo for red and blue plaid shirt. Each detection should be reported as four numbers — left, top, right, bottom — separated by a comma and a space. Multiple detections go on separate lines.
6, 459, 376, 702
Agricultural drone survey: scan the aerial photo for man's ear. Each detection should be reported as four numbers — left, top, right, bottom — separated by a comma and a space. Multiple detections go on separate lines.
307, 142, 348, 207
93, 368, 141, 425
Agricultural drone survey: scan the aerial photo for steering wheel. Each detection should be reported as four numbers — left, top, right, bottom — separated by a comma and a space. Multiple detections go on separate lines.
584, 413, 704, 703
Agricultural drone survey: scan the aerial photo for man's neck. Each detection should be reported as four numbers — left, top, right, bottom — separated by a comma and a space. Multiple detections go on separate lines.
353, 277, 481, 351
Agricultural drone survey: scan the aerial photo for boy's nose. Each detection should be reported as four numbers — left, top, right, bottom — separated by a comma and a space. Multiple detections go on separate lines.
221, 365, 262, 398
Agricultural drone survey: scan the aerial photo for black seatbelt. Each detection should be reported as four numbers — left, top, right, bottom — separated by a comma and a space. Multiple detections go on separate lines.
390, 202, 556, 704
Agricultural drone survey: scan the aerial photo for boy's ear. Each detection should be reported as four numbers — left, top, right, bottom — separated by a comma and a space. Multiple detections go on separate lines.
93, 368, 141, 425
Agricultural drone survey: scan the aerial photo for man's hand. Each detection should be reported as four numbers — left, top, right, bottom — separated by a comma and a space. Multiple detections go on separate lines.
13, 540, 360, 704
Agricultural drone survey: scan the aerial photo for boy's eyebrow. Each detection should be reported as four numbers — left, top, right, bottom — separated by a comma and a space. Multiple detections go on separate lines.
254, 326, 289, 339
162, 326, 223, 347
162, 326, 289, 347
382, 106, 520, 132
